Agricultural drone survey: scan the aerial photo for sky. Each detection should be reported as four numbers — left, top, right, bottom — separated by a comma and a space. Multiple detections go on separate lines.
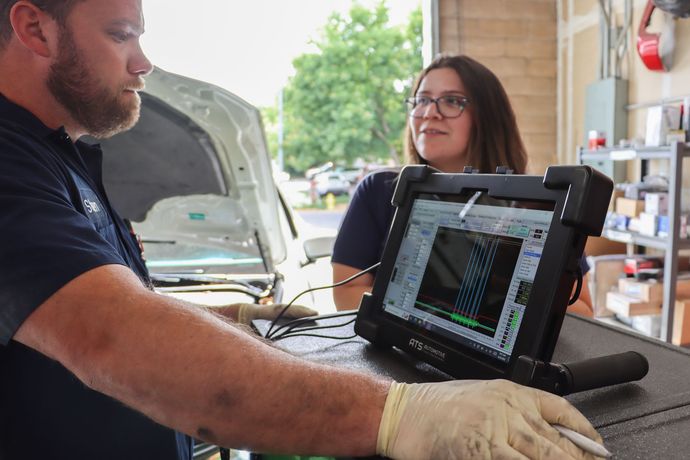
141, 1, 421, 108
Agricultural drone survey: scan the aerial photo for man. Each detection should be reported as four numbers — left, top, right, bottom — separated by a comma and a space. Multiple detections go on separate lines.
0, 1, 604, 459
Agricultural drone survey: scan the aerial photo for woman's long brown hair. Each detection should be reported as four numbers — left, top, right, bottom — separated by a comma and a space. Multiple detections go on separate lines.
405, 55, 528, 174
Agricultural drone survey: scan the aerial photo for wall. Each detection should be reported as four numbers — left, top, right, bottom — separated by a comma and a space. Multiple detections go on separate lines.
558, 0, 690, 165
438, 0, 558, 174
436, 0, 690, 174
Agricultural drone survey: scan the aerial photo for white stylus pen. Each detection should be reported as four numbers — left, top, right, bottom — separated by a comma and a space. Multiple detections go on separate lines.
552, 424, 612, 458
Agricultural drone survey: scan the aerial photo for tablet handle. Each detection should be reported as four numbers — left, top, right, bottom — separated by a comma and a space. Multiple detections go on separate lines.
560, 351, 649, 394
513, 351, 648, 396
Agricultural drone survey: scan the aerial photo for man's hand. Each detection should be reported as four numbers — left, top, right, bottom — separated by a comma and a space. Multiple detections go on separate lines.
377, 379, 604, 460
234, 303, 318, 325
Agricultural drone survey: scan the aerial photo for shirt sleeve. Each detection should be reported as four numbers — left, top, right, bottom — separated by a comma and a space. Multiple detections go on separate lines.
580, 253, 590, 275
0, 130, 126, 345
332, 171, 396, 271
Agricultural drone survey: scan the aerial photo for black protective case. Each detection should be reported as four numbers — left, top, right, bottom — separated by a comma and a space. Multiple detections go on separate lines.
354, 164, 613, 381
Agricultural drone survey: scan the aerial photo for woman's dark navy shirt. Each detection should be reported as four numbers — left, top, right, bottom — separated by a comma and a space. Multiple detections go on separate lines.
332, 170, 590, 274
0, 94, 192, 460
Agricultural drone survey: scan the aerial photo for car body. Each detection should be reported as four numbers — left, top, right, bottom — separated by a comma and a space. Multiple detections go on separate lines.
339, 168, 363, 185
98, 67, 334, 308
312, 172, 350, 197
305, 161, 334, 180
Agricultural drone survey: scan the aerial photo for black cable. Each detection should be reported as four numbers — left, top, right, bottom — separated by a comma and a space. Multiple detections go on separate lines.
272, 332, 359, 341
270, 315, 355, 339
270, 317, 357, 341
568, 266, 583, 306
266, 262, 380, 339
268, 310, 357, 340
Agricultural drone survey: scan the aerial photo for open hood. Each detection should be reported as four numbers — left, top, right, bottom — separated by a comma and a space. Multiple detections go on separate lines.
100, 67, 286, 276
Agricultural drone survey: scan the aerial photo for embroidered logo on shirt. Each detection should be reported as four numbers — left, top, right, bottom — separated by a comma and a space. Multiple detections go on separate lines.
83, 198, 101, 214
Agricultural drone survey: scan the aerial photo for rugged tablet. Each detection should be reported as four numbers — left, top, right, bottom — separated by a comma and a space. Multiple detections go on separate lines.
355, 165, 613, 382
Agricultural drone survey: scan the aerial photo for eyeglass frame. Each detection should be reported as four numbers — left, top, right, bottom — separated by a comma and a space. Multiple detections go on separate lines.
404, 95, 471, 119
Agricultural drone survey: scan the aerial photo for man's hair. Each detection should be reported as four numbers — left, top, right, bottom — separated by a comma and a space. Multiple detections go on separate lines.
404, 54, 528, 175
0, 0, 83, 48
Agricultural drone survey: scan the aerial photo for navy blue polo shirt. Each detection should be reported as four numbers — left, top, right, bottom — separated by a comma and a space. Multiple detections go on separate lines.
0, 94, 192, 460
333, 169, 590, 274
332, 170, 399, 272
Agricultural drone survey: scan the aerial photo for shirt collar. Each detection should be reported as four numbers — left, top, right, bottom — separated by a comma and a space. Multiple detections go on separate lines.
0, 92, 104, 153
0, 92, 59, 140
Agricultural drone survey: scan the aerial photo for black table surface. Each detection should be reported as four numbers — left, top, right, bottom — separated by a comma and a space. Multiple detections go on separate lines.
256, 314, 690, 459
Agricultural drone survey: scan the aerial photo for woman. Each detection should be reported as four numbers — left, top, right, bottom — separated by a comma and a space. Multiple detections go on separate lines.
331, 54, 593, 316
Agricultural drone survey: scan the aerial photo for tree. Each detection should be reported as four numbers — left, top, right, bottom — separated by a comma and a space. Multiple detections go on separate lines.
270, 2, 422, 174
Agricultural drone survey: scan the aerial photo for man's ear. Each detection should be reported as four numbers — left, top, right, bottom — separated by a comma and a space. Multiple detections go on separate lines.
9, 1, 58, 58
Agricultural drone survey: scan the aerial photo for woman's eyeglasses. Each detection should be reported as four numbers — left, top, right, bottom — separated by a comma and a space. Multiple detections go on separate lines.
405, 95, 470, 119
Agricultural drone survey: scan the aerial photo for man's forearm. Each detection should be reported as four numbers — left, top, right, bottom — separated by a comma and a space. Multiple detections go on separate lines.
15, 265, 389, 456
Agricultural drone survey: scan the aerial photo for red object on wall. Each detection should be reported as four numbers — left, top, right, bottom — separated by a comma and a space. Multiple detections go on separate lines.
637, 0, 667, 71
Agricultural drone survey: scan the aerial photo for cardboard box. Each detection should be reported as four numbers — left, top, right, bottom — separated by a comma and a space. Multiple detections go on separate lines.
618, 278, 663, 303
584, 236, 627, 257
645, 192, 669, 216
616, 198, 645, 218
618, 276, 690, 302
639, 212, 658, 236
587, 255, 627, 317
673, 299, 690, 346
606, 291, 661, 316
676, 277, 690, 297
667, 129, 686, 144
611, 188, 625, 210
631, 314, 661, 338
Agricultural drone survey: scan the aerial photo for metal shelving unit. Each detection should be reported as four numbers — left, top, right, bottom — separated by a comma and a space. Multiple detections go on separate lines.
579, 142, 690, 342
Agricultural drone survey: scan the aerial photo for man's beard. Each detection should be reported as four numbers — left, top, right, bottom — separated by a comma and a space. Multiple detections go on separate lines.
47, 27, 144, 139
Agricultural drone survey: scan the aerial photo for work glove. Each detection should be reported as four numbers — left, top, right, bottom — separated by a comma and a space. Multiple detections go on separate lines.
235, 302, 318, 325
377, 379, 604, 460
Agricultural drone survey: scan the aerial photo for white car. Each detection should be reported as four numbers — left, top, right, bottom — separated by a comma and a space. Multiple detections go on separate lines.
99, 67, 335, 309
312, 172, 350, 197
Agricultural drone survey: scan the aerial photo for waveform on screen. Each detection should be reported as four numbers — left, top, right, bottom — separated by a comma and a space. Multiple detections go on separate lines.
453, 234, 499, 321
415, 298, 497, 333
414, 227, 523, 337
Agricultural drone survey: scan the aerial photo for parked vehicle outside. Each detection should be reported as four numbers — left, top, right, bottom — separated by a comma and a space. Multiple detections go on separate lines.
340, 168, 363, 185
312, 172, 350, 197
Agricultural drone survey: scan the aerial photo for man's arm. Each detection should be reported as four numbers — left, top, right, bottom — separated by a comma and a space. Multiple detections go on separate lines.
332, 262, 374, 311
14, 264, 388, 456
567, 277, 594, 317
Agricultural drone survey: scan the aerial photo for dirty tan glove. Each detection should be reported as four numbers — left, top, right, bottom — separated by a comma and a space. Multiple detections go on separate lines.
377, 379, 604, 460
235, 303, 318, 325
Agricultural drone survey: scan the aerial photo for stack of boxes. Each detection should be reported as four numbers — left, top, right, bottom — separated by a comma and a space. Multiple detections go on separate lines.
613, 188, 688, 238
603, 256, 690, 345
605, 184, 690, 344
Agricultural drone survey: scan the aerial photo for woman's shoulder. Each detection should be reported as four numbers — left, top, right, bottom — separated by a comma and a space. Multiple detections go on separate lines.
357, 167, 400, 192
346, 168, 401, 215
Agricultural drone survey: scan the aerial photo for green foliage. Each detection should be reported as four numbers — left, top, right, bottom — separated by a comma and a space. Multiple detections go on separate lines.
267, 2, 422, 174
261, 105, 279, 163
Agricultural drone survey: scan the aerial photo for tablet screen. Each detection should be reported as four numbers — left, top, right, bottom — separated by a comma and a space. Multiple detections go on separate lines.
381, 192, 554, 364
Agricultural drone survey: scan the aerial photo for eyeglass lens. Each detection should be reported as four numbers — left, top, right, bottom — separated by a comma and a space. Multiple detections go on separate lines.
407, 96, 467, 118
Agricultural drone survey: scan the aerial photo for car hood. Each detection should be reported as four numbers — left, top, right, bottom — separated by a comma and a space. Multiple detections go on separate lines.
99, 67, 286, 275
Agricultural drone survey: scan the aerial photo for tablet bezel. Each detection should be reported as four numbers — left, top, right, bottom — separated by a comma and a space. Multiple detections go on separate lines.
355, 167, 608, 381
